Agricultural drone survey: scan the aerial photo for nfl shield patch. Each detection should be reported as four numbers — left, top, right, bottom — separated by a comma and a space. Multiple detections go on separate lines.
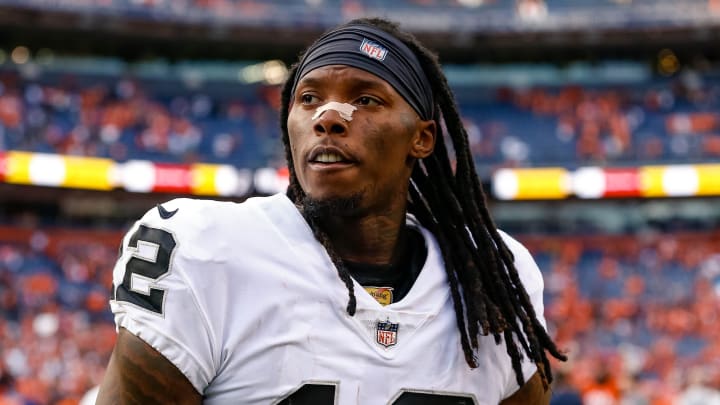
359, 38, 388, 61
376, 319, 399, 348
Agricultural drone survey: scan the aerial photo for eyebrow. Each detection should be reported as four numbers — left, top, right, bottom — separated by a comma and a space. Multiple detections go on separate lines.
295, 76, 324, 90
347, 78, 391, 94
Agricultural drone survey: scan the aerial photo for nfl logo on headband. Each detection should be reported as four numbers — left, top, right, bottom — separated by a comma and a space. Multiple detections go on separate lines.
359, 38, 388, 61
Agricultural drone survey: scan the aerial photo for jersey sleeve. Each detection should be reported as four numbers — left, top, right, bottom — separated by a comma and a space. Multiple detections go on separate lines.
497, 230, 547, 398
109, 199, 217, 394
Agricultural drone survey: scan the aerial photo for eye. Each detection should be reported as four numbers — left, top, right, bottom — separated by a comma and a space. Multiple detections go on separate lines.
355, 96, 381, 107
300, 94, 320, 105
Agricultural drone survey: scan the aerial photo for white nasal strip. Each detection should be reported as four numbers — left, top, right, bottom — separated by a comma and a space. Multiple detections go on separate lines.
312, 102, 357, 122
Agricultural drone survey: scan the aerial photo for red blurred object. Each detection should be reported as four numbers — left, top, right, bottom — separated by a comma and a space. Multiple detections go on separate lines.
0, 152, 6, 182
603, 168, 641, 198
152, 163, 193, 194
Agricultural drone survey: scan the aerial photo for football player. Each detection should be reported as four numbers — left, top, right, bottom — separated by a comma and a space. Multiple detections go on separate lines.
97, 17, 566, 404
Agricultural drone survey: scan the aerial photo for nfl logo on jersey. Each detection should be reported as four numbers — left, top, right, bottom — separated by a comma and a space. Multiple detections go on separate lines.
359, 38, 388, 61
376, 319, 399, 347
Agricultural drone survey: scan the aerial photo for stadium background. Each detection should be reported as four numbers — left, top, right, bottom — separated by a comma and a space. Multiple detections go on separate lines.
0, 1, 719, 404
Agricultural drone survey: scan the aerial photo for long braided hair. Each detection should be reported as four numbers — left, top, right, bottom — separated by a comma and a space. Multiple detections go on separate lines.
279, 17, 566, 388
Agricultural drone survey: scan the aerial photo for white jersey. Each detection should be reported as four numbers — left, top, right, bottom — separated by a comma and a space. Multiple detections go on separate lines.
110, 193, 546, 404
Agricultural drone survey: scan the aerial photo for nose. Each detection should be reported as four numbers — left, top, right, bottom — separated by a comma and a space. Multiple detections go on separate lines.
313, 109, 348, 136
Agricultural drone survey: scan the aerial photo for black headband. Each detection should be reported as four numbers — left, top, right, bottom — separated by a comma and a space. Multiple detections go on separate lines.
291, 24, 434, 121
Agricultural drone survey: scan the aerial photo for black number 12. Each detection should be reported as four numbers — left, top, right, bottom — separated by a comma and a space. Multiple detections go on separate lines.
114, 225, 177, 315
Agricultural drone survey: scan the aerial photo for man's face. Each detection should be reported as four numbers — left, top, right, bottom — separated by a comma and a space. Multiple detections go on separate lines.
287, 65, 435, 216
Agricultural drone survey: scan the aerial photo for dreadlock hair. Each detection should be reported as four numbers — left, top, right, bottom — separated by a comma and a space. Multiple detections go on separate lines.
279, 17, 567, 389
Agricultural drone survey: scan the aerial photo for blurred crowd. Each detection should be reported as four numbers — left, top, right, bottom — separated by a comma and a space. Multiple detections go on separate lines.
2, 68, 720, 176
0, 70, 282, 168
465, 70, 720, 173
528, 232, 720, 404
0, 227, 117, 405
8, 0, 719, 31
9, 0, 712, 15
0, 225, 718, 404
7, 0, 503, 12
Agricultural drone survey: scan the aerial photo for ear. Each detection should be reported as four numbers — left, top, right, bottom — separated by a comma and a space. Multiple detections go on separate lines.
409, 119, 436, 159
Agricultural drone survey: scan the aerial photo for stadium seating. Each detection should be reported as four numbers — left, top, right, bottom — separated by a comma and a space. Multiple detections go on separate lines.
2, 66, 719, 177
0, 227, 117, 404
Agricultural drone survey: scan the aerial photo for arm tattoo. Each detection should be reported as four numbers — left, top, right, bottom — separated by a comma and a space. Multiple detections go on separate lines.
97, 328, 202, 405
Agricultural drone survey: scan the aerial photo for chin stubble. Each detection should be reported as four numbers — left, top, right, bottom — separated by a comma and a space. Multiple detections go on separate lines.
301, 193, 364, 220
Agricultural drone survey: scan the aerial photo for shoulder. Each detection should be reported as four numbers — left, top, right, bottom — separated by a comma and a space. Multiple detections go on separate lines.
497, 229, 544, 296
138, 197, 248, 229
498, 230, 548, 399
131, 194, 292, 241
114, 194, 297, 283
497, 229, 535, 272
109, 194, 298, 392
497, 229, 546, 329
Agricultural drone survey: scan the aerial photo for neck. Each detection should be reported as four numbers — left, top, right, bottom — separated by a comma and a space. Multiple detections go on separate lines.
300, 191, 410, 265
318, 210, 408, 265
